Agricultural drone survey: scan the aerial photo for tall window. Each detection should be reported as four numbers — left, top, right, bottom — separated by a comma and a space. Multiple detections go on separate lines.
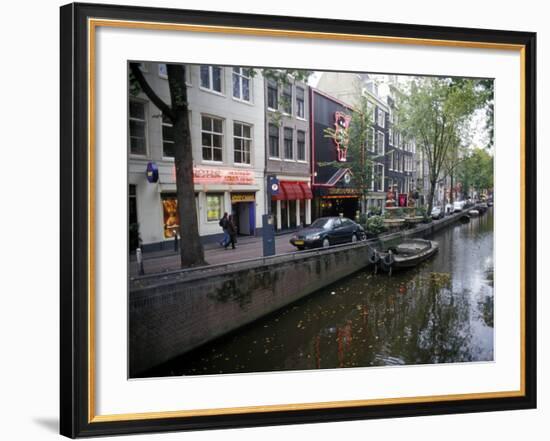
267, 79, 278, 110
161, 114, 174, 158
129, 100, 147, 155
296, 87, 305, 119
376, 131, 385, 155
233, 122, 252, 164
373, 164, 384, 192
201, 115, 223, 162
232, 67, 251, 102
206, 194, 224, 222
268, 124, 279, 158
200, 65, 222, 93
377, 108, 385, 128
284, 127, 293, 159
297, 130, 306, 161
368, 102, 375, 123
282, 84, 292, 114
389, 128, 394, 146
367, 127, 375, 152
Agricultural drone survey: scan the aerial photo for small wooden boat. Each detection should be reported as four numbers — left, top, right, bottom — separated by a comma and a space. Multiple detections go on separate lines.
468, 209, 480, 216
369, 239, 439, 275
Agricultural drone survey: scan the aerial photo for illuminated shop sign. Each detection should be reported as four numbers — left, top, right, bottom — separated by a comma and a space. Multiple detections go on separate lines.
172, 166, 255, 185
333, 111, 352, 162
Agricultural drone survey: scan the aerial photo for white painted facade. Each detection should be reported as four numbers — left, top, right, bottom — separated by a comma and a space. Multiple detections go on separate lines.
128, 63, 266, 248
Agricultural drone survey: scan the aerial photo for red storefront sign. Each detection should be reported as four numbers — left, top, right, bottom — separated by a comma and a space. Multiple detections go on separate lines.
172, 166, 255, 185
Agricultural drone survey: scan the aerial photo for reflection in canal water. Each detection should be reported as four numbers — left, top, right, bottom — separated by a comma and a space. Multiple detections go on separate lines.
149, 209, 494, 377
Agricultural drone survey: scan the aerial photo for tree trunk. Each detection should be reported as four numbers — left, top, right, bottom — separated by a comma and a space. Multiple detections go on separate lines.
427, 179, 437, 216
167, 65, 206, 267
449, 172, 455, 204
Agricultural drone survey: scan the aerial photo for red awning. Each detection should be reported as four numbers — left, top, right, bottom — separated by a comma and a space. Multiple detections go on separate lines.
272, 181, 312, 200
271, 184, 287, 201
281, 182, 303, 200
300, 182, 313, 200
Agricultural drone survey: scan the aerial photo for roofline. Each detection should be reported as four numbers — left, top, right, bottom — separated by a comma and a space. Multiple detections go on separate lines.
309, 86, 354, 111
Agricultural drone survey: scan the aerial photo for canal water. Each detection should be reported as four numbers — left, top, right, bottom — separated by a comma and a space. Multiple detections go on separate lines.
149, 209, 494, 377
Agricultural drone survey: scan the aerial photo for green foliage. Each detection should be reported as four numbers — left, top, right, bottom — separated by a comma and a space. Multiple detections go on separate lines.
365, 215, 386, 236
395, 77, 493, 212
458, 148, 494, 196
369, 206, 382, 216
416, 206, 427, 218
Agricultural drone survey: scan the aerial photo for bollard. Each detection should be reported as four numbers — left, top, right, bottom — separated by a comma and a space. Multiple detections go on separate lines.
136, 247, 145, 275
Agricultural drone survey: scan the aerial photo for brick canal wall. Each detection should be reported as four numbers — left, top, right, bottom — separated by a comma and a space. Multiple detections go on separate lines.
129, 208, 473, 375
130, 242, 371, 376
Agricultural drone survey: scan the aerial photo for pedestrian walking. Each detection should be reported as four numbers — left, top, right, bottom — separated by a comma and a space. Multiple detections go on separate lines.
225, 215, 237, 249
219, 212, 229, 247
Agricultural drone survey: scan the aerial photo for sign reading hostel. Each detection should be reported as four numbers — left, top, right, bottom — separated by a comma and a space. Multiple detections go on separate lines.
172, 166, 255, 185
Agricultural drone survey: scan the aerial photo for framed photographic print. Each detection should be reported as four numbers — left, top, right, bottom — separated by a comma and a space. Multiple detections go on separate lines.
60, 2, 537, 438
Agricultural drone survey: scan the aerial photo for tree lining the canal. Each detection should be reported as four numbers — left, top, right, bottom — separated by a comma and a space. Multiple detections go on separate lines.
395, 77, 492, 214
457, 147, 494, 199
129, 64, 310, 268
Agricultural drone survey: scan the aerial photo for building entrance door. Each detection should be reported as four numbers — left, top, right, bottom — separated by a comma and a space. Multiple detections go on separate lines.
231, 193, 256, 235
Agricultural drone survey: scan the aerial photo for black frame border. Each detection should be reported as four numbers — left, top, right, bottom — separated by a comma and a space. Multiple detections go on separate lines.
60, 2, 537, 438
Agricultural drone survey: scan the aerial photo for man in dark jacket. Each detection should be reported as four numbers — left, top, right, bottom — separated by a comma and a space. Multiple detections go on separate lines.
219, 212, 229, 247
225, 215, 237, 249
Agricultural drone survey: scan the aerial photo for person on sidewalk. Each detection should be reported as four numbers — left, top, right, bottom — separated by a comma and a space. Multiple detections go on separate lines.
225, 215, 237, 249
219, 212, 229, 247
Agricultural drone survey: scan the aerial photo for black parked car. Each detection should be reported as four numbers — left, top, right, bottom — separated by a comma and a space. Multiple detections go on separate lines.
290, 216, 366, 250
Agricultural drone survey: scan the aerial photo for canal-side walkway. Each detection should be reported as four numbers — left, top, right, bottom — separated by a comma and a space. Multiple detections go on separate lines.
130, 208, 477, 278
129, 231, 297, 277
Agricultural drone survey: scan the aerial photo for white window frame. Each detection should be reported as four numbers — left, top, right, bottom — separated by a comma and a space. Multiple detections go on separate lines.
296, 86, 306, 120
368, 102, 375, 123
267, 79, 279, 112
199, 65, 224, 95
368, 127, 376, 152
233, 121, 253, 165
268, 123, 280, 159
201, 115, 224, 163
283, 127, 294, 160
129, 98, 148, 157
232, 67, 252, 103
372, 163, 384, 192
281, 83, 293, 115
297, 129, 307, 162
377, 108, 385, 128
161, 113, 175, 159
376, 130, 385, 156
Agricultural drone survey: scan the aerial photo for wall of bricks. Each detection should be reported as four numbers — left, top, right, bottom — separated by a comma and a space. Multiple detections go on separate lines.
130, 243, 371, 376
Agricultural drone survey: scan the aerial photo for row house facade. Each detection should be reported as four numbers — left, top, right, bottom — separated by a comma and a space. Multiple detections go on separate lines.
264, 75, 312, 231
385, 95, 416, 200
128, 63, 266, 251
317, 72, 419, 211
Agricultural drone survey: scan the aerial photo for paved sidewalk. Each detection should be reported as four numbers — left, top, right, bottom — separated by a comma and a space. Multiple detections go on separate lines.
130, 232, 297, 277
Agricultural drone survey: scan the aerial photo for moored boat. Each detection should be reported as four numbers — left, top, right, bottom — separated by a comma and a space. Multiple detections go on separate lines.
369, 239, 439, 275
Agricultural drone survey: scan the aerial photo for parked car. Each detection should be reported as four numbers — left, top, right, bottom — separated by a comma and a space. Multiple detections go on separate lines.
431, 206, 444, 220
453, 200, 466, 212
445, 203, 454, 215
290, 216, 366, 250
